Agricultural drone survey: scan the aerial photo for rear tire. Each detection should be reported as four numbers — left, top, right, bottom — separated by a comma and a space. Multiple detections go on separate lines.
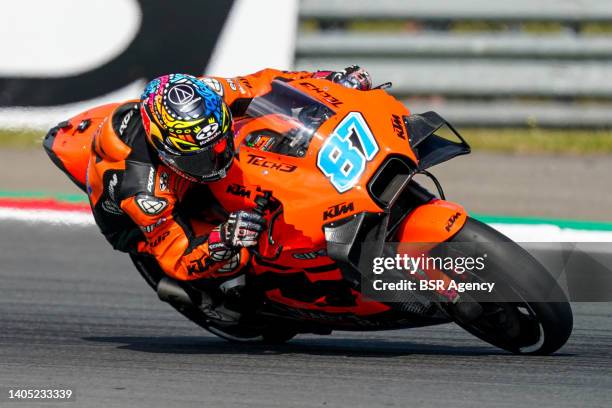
129, 253, 296, 344
448, 218, 573, 355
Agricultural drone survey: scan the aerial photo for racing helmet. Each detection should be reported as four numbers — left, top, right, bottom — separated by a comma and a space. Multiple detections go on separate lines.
140, 74, 234, 182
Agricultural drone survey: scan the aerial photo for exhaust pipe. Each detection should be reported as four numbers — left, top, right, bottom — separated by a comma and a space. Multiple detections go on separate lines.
156, 277, 238, 323
157, 277, 194, 306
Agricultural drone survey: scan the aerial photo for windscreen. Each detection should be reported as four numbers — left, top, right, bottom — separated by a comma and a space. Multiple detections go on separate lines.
241, 80, 335, 158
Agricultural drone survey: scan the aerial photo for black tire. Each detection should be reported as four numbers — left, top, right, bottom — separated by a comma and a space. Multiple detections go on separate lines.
447, 217, 573, 355
129, 253, 296, 344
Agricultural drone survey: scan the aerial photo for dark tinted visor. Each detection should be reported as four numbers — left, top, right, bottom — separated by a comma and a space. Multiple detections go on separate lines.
159, 136, 235, 182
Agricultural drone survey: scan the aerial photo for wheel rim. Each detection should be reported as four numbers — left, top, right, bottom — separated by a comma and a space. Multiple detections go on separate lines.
455, 271, 545, 353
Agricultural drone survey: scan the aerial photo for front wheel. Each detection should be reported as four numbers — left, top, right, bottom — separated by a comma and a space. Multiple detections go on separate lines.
447, 217, 573, 355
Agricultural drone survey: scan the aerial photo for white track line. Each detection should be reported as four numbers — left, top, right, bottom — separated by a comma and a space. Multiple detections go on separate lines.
490, 223, 612, 242
0, 207, 94, 226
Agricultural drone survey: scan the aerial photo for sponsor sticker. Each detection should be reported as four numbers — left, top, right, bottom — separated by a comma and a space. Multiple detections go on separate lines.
119, 109, 135, 135
135, 195, 168, 215
159, 172, 169, 192
168, 84, 195, 105
202, 78, 224, 96
225, 78, 237, 91
101, 200, 123, 215
195, 122, 220, 143
102, 173, 122, 215
142, 217, 167, 233
146, 167, 156, 193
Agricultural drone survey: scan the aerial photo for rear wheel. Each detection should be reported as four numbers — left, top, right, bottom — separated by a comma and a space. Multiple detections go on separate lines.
447, 218, 573, 355
129, 253, 296, 344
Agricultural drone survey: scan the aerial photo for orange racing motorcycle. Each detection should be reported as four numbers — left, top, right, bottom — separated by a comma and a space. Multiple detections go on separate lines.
45, 78, 572, 355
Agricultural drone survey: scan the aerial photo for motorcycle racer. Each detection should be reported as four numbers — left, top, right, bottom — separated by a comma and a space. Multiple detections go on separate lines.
42, 64, 573, 354
80, 66, 372, 283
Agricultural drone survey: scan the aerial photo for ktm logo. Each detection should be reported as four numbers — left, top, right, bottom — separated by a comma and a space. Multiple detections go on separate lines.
445, 212, 462, 232
391, 114, 406, 140
226, 183, 251, 198
323, 202, 355, 220
188, 254, 216, 275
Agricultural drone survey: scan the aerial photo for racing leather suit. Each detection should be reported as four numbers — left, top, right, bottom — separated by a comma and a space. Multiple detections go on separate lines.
86, 69, 328, 282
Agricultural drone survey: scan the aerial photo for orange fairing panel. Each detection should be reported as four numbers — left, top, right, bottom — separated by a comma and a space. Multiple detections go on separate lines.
212, 79, 420, 243
395, 199, 467, 243
43, 103, 120, 189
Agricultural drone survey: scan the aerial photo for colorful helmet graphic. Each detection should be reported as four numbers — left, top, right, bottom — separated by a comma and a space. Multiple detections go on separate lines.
140, 74, 234, 182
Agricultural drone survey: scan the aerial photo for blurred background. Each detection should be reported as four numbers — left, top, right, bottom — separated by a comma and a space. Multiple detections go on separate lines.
298, 0, 612, 130
1, 0, 611, 224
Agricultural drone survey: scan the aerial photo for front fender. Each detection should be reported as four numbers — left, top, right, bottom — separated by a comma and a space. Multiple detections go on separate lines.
395, 199, 467, 243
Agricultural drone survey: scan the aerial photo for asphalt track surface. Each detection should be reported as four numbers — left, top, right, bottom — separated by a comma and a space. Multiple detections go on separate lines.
1, 221, 611, 407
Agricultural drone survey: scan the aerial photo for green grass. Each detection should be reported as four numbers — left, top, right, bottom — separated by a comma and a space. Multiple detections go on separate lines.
300, 19, 612, 34
460, 128, 612, 154
0, 129, 45, 149
2, 127, 612, 155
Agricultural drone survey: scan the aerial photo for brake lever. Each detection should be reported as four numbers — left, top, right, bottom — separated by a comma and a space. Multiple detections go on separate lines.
373, 82, 392, 90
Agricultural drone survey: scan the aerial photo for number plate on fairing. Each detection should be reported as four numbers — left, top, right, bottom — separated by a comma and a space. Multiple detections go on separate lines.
317, 112, 379, 193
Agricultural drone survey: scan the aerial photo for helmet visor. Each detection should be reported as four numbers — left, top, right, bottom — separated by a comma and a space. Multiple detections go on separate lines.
158, 136, 235, 182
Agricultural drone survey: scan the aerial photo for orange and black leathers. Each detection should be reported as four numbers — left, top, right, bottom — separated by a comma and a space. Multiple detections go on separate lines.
86, 69, 320, 281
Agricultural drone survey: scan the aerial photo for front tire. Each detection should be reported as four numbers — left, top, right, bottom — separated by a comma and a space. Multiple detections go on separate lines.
447, 217, 573, 355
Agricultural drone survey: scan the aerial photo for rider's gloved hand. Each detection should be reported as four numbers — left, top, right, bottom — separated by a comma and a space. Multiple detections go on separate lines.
220, 210, 266, 249
320, 65, 372, 91
208, 210, 266, 262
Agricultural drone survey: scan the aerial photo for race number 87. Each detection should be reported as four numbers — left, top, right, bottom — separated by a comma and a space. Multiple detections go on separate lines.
317, 112, 379, 193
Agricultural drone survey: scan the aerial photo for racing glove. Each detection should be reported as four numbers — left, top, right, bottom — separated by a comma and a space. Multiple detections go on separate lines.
315, 65, 372, 91
208, 210, 266, 261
